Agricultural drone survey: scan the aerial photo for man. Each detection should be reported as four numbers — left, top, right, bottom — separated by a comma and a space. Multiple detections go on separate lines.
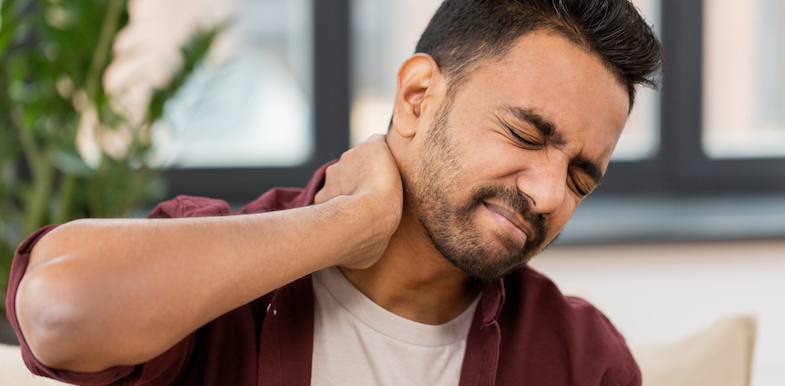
8, 0, 663, 385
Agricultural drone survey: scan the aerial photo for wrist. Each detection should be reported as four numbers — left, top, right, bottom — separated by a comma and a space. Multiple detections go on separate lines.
315, 194, 398, 269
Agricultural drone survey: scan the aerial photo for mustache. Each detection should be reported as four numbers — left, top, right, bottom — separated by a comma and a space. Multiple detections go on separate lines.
470, 185, 548, 245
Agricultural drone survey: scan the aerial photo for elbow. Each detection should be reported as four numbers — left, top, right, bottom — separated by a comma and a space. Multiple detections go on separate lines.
16, 267, 102, 371
15, 220, 123, 372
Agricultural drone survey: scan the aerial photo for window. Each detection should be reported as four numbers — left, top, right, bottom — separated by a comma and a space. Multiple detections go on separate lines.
567, 0, 785, 243
702, 0, 785, 159
157, 0, 314, 169
162, 0, 350, 201
163, 0, 785, 242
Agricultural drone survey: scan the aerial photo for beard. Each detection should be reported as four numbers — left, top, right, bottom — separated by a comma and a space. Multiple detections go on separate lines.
402, 102, 549, 282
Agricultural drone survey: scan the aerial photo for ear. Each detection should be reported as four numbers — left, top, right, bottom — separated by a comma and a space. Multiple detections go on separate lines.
391, 54, 445, 138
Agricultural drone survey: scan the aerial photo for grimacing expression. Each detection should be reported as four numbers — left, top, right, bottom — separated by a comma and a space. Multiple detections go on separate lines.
402, 32, 629, 281
404, 100, 549, 281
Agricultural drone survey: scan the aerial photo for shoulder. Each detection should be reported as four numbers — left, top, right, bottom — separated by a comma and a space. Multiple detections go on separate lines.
144, 189, 307, 219
496, 267, 640, 385
147, 195, 233, 218
147, 161, 335, 218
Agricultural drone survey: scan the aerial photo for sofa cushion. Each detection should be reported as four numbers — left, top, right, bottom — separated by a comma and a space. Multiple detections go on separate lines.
631, 315, 757, 386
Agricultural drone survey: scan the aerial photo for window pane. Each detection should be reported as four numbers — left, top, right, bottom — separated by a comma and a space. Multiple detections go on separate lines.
703, 0, 785, 159
350, 0, 661, 163
153, 0, 314, 168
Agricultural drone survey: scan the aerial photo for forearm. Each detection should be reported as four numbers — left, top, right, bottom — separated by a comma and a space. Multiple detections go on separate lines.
15, 196, 377, 373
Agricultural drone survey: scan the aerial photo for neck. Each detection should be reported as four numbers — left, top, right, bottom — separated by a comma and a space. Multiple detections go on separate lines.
339, 210, 481, 325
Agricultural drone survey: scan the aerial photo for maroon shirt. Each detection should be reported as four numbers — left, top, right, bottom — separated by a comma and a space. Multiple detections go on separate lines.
6, 164, 641, 385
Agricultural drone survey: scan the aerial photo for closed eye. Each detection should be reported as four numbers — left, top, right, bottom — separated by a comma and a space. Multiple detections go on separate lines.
501, 121, 540, 147
568, 167, 599, 197
569, 174, 590, 196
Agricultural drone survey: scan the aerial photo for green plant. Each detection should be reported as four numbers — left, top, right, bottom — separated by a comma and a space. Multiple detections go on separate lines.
0, 0, 219, 309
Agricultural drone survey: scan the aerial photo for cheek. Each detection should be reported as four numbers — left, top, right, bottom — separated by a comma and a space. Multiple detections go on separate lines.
461, 134, 520, 176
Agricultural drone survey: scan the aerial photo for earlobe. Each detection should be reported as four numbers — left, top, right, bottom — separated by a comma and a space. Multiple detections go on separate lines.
391, 54, 444, 139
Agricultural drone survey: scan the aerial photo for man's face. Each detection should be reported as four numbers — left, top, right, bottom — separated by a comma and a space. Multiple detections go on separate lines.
403, 31, 629, 281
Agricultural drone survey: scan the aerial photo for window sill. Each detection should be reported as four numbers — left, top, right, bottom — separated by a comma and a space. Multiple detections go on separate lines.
557, 193, 785, 244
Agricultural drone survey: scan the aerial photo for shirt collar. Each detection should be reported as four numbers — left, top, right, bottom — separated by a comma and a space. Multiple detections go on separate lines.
480, 278, 506, 325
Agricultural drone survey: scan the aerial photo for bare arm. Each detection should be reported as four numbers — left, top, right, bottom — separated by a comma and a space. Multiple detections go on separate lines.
16, 135, 402, 373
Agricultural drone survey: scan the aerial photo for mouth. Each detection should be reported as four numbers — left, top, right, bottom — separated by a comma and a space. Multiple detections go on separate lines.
482, 202, 531, 244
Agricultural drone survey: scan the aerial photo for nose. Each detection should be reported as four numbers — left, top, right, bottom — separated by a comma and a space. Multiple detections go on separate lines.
515, 156, 567, 216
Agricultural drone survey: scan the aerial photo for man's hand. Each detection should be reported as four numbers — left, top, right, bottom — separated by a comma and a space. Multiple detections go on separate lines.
314, 134, 403, 269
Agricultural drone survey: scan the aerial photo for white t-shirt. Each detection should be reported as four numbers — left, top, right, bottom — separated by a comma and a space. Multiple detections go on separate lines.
311, 267, 480, 386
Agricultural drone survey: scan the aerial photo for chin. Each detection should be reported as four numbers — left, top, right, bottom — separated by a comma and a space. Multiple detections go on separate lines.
439, 234, 533, 282
456, 259, 527, 282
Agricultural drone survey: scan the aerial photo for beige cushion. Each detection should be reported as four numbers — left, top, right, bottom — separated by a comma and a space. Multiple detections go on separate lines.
631, 315, 757, 386
0, 344, 68, 385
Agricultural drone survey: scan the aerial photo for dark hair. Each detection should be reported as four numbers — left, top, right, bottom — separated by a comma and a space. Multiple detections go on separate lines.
415, 0, 664, 108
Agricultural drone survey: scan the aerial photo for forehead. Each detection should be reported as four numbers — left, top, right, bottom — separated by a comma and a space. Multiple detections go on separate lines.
452, 31, 630, 168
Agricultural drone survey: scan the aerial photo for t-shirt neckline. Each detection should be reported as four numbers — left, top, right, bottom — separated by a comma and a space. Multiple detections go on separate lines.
312, 266, 480, 347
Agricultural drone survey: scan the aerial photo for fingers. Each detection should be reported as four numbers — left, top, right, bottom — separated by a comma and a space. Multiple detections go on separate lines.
311, 134, 404, 268
314, 163, 340, 204
314, 134, 396, 204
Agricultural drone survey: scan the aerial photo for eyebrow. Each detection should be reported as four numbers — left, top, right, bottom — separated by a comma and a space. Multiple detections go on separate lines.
503, 105, 565, 146
501, 105, 604, 185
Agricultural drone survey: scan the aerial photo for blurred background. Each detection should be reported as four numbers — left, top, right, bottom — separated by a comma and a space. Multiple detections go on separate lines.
1, 0, 784, 384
